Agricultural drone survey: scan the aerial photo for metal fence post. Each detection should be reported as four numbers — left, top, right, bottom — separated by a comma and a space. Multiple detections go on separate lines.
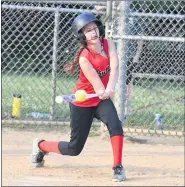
114, 1, 128, 123
50, 9, 59, 120
104, 0, 112, 38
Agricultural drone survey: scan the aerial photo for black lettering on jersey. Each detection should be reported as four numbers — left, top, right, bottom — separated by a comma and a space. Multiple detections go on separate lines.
96, 65, 110, 78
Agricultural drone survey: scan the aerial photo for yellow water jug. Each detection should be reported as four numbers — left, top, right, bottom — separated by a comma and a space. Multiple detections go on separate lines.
12, 94, 22, 118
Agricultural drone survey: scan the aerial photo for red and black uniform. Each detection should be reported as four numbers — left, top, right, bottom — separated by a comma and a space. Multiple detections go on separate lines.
72, 39, 110, 107
58, 39, 124, 158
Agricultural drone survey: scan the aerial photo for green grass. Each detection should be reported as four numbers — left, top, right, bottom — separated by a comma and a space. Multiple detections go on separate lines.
2, 74, 184, 131
125, 79, 184, 130
2, 73, 77, 119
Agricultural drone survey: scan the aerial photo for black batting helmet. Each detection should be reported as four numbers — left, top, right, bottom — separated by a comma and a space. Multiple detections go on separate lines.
72, 12, 104, 38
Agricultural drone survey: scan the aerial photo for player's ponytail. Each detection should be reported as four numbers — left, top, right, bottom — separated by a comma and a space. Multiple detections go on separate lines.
63, 35, 87, 74
63, 46, 84, 74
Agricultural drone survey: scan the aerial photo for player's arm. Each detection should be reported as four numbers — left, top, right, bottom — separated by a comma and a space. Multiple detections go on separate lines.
102, 39, 119, 99
79, 57, 105, 95
107, 39, 119, 90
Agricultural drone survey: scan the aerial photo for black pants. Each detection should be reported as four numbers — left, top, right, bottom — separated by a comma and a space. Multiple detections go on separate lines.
58, 99, 123, 156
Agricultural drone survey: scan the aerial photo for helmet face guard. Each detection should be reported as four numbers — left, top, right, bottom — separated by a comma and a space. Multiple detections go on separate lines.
72, 12, 105, 40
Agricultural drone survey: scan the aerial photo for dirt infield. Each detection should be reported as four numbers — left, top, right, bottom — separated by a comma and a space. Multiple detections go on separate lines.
2, 127, 184, 186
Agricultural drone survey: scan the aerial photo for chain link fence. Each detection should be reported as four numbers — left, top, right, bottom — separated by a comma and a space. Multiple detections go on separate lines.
2, 0, 185, 137
109, 0, 185, 137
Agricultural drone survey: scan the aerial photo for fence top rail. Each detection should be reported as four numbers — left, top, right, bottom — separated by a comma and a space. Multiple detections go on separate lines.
113, 35, 185, 42
2, 4, 105, 14
128, 12, 185, 19
2, 0, 106, 5
132, 73, 184, 81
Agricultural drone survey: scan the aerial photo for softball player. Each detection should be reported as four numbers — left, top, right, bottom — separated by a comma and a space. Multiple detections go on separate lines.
31, 12, 126, 182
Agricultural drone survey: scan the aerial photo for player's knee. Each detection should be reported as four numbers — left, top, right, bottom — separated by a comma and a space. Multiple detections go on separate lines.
69, 145, 83, 156
108, 122, 124, 137
58, 141, 84, 156
110, 128, 123, 137
70, 148, 82, 156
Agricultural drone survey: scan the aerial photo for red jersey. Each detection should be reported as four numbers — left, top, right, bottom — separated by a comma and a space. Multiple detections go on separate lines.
72, 39, 110, 107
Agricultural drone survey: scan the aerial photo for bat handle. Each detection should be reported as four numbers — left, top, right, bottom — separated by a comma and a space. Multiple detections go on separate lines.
62, 95, 76, 102
87, 93, 100, 98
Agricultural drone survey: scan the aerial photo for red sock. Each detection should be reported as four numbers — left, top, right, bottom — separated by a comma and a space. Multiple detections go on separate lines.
39, 141, 61, 154
110, 135, 124, 167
